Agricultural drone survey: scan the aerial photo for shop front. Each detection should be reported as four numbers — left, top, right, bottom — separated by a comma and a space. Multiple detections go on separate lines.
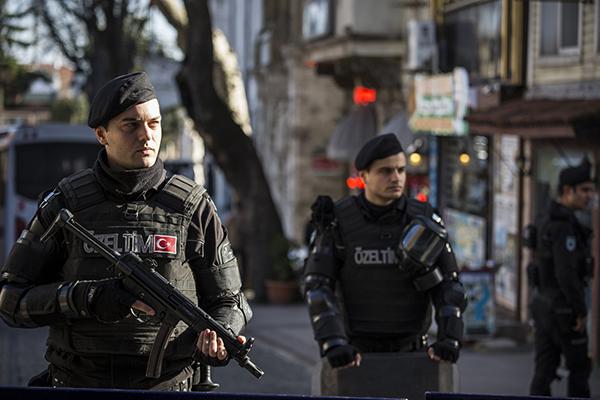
409, 68, 501, 336
466, 98, 600, 360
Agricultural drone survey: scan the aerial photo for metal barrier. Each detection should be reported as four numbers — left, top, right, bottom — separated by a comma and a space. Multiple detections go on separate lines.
425, 392, 579, 400
2, 386, 582, 400
0, 386, 401, 400
314, 352, 457, 400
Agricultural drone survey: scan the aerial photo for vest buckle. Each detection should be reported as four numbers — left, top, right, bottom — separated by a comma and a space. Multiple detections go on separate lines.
124, 205, 139, 221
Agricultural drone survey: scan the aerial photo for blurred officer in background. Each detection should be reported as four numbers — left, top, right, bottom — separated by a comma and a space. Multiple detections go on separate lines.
529, 159, 595, 398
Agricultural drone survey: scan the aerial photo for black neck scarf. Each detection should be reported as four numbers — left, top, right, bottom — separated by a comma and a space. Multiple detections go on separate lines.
357, 191, 405, 222
94, 149, 165, 201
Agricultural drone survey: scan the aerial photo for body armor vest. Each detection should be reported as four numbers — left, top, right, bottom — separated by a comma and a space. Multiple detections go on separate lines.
334, 197, 432, 338
48, 169, 206, 356
535, 210, 593, 294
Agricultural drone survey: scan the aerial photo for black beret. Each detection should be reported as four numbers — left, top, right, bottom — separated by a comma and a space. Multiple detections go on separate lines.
88, 71, 157, 128
559, 158, 593, 188
354, 133, 404, 170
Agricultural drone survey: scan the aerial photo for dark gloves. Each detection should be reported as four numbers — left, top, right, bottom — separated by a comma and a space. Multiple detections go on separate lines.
325, 344, 359, 368
71, 278, 138, 323
429, 338, 460, 363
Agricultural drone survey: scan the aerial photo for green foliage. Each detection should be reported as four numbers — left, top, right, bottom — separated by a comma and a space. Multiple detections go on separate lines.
270, 234, 294, 282
50, 96, 88, 123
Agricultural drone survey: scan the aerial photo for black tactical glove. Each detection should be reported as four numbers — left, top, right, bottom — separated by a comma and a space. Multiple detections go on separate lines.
429, 338, 460, 363
325, 344, 358, 368
71, 278, 138, 323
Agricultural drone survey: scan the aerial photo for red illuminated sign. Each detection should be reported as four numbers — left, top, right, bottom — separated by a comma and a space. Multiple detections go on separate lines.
353, 86, 377, 105
346, 176, 365, 190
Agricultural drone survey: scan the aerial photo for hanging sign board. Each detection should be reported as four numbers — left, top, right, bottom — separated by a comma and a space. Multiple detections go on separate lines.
409, 67, 469, 135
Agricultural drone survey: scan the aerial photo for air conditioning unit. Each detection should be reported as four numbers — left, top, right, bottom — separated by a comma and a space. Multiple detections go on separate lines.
407, 20, 438, 71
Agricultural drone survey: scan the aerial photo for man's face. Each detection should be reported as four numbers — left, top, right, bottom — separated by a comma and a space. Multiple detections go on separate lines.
95, 99, 162, 170
359, 152, 406, 206
567, 182, 595, 210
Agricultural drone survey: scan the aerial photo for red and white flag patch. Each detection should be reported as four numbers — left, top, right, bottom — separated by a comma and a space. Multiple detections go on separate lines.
153, 234, 178, 254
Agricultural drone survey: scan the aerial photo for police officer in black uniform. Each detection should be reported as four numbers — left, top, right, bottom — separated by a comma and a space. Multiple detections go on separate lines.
304, 133, 467, 369
0, 72, 252, 390
529, 159, 595, 398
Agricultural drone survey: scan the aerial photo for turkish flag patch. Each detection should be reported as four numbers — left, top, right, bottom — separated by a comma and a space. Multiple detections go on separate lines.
153, 234, 178, 254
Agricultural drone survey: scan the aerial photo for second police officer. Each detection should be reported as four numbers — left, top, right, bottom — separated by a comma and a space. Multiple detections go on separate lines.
304, 133, 467, 369
528, 159, 595, 398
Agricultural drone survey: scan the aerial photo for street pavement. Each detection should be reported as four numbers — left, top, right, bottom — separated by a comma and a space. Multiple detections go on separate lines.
1, 303, 599, 398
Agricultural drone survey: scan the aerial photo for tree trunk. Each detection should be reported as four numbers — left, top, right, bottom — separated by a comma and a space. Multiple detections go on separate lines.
175, 0, 286, 301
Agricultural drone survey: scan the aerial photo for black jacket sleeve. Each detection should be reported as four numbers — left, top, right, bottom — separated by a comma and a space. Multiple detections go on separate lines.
303, 225, 347, 354
186, 193, 251, 336
430, 242, 467, 343
0, 192, 68, 327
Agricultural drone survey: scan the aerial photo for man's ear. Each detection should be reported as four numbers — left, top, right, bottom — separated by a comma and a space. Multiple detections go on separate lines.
358, 169, 368, 184
95, 126, 107, 145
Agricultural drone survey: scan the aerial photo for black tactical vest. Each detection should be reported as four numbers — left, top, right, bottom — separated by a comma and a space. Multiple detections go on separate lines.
47, 169, 206, 356
334, 196, 432, 338
536, 207, 593, 293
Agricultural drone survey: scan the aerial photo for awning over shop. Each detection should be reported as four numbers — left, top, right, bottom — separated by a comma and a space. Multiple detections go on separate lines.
379, 111, 415, 148
327, 104, 377, 162
466, 99, 600, 140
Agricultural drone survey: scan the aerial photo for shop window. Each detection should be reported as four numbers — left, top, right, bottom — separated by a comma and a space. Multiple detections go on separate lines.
540, 2, 580, 56
442, 0, 501, 79
443, 136, 489, 217
440, 136, 491, 270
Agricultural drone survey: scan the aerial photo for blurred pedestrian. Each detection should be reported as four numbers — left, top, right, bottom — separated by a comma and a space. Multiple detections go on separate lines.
529, 158, 595, 398
0, 72, 252, 390
303, 133, 467, 370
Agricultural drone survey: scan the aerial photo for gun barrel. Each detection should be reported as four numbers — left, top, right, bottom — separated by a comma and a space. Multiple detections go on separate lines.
237, 356, 264, 378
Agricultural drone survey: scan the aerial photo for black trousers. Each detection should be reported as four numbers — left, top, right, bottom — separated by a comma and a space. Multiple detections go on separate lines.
529, 304, 591, 397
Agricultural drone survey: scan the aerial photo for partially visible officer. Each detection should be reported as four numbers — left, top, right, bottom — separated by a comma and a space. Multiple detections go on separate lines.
303, 133, 467, 369
0, 72, 252, 390
529, 159, 595, 398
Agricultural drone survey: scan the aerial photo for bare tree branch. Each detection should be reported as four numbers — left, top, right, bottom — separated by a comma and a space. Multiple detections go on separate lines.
35, 3, 85, 70
151, 0, 187, 49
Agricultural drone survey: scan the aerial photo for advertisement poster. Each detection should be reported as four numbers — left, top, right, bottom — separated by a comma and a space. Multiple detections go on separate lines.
492, 135, 520, 310
444, 208, 486, 269
461, 271, 496, 337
